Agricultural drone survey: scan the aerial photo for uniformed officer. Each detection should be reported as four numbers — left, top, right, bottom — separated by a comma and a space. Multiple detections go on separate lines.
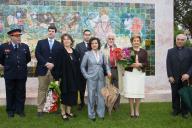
0, 28, 31, 118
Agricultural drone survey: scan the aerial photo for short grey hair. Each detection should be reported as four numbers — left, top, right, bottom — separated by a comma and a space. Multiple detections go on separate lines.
106, 32, 116, 39
176, 34, 187, 42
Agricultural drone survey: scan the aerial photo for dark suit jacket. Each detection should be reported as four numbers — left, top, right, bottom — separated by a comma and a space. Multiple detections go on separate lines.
0, 42, 31, 79
125, 47, 148, 72
35, 38, 63, 79
166, 47, 192, 83
75, 41, 88, 63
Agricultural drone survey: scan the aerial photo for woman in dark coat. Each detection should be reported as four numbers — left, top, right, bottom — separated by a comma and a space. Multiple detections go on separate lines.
57, 33, 80, 120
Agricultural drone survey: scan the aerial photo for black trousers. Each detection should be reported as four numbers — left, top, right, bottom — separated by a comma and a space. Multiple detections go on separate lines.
5, 78, 27, 114
78, 74, 86, 106
171, 80, 188, 115
111, 68, 120, 109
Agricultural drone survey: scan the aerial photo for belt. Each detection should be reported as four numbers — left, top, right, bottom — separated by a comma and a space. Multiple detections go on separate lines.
111, 67, 117, 69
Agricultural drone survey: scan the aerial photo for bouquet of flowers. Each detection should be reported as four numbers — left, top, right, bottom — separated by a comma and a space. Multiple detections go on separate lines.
112, 48, 135, 68
43, 81, 61, 113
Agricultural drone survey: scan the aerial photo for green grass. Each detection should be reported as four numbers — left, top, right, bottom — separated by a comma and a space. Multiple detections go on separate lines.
0, 103, 192, 128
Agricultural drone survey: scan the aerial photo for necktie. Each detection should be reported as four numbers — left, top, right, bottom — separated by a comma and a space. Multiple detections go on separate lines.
85, 43, 88, 49
49, 40, 53, 50
14, 44, 18, 51
110, 46, 115, 67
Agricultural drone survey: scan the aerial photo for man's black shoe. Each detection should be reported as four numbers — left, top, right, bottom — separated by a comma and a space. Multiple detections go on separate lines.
18, 113, 25, 117
182, 114, 189, 119
171, 111, 180, 116
78, 104, 84, 111
16, 111, 26, 117
37, 112, 44, 117
8, 113, 14, 118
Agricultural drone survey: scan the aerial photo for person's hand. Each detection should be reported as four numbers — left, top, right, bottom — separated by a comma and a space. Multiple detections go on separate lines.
181, 74, 189, 82
45, 62, 54, 70
55, 81, 59, 85
107, 72, 112, 78
122, 70, 125, 76
131, 63, 142, 68
168, 77, 175, 84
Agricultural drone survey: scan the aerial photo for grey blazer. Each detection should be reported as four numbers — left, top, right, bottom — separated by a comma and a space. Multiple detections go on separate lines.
81, 51, 111, 80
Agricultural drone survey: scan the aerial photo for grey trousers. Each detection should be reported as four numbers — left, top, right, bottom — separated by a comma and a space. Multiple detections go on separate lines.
87, 76, 105, 119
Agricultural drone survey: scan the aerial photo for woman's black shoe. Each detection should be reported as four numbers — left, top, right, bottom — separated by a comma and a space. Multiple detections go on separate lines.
90, 118, 96, 122
61, 114, 69, 120
66, 113, 76, 118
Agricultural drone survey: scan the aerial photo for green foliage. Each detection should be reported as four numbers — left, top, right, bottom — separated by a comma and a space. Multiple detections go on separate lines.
174, 0, 192, 36
49, 81, 61, 95
185, 40, 192, 47
117, 50, 135, 68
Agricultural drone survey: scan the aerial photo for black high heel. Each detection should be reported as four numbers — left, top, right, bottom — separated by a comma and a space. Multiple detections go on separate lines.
61, 113, 69, 120
135, 112, 140, 118
66, 113, 76, 118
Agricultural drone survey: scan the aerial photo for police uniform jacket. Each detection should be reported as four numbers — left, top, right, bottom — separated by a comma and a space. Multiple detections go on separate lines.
0, 42, 31, 79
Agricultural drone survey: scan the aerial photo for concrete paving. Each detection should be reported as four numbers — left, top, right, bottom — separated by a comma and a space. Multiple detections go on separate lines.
0, 78, 171, 106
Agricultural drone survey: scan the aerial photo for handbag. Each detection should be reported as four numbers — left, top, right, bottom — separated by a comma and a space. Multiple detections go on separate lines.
178, 80, 192, 112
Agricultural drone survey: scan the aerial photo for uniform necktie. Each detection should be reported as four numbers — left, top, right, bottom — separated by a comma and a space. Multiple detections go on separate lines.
14, 44, 18, 51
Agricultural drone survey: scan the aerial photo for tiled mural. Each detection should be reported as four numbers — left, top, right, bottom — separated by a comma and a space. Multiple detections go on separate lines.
0, 0, 155, 76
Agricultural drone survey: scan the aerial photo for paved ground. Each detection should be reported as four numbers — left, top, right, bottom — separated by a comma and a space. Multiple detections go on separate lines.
0, 78, 171, 105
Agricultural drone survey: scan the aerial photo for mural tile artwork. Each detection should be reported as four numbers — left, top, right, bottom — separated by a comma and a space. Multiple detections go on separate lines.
0, 0, 155, 76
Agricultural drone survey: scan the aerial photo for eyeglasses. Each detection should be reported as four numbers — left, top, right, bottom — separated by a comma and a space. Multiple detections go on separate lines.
177, 38, 185, 41
108, 38, 114, 40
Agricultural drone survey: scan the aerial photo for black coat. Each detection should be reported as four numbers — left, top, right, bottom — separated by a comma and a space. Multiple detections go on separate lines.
75, 41, 88, 90
75, 41, 88, 63
58, 48, 80, 93
0, 42, 31, 79
166, 47, 192, 83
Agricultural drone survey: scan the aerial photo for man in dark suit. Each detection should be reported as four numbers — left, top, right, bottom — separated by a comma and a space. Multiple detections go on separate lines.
0, 28, 31, 118
166, 34, 192, 119
35, 25, 63, 116
75, 29, 91, 110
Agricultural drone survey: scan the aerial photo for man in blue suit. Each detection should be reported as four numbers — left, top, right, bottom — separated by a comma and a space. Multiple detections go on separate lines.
0, 28, 31, 118
166, 34, 192, 119
35, 25, 63, 116
75, 29, 91, 110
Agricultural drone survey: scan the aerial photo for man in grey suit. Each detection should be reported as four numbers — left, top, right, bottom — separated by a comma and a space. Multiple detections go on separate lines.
166, 34, 192, 119
75, 29, 91, 110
